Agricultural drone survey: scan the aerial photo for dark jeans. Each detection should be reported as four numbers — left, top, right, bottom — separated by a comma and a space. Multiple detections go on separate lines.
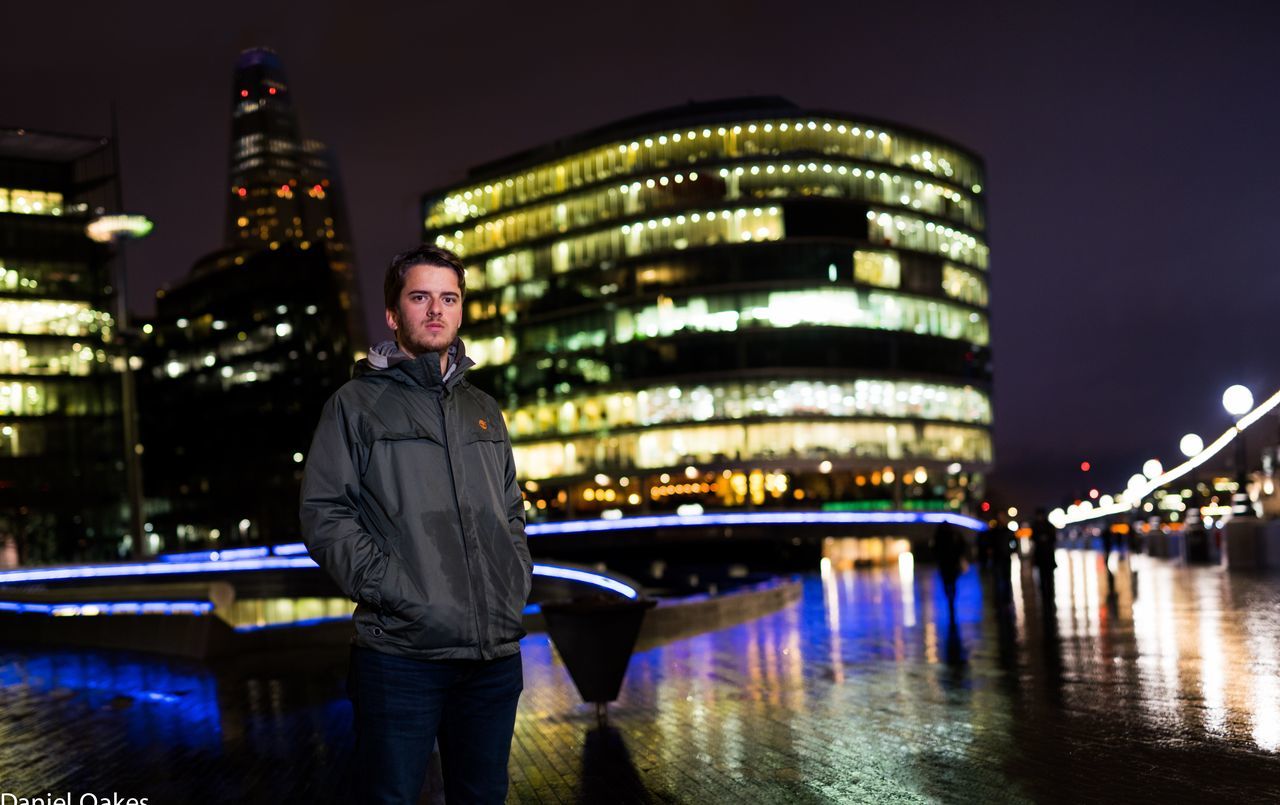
347, 645, 523, 804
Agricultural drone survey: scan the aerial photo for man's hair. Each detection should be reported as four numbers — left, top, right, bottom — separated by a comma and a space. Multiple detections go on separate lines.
384, 245, 467, 310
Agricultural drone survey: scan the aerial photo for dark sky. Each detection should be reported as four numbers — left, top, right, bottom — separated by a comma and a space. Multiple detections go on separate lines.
4, 1, 1278, 506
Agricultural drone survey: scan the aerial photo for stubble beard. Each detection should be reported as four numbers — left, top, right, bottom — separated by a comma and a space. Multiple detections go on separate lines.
399, 317, 453, 358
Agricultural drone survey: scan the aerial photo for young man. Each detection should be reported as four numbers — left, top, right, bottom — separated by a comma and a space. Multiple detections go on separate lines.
300, 245, 532, 803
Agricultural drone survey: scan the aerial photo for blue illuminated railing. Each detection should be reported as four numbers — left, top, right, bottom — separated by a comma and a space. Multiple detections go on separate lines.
0, 510, 973, 616
525, 510, 986, 535
0, 600, 213, 616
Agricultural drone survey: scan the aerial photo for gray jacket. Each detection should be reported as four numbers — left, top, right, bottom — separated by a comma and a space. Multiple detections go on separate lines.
299, 338, 532, 660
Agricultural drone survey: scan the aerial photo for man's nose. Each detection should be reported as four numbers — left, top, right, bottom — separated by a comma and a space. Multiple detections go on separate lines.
425, 297, 441, 314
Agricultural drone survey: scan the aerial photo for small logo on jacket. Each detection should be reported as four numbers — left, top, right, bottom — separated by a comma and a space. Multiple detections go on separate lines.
478, 419, 488, 430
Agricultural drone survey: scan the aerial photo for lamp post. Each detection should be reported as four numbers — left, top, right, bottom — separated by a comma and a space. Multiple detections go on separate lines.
1223, 385, 1254, 518
87, 213, 153, 559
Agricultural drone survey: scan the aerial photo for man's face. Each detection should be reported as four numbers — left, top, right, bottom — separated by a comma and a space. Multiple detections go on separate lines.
385, 264, 463, 358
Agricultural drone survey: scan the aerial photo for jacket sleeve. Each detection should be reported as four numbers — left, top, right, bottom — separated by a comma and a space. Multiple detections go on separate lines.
502, 427, 533, 599
299, 393, 389, 607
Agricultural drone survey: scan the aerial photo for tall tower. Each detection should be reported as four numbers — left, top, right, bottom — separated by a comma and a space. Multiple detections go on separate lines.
224, 47, 364, 346
135, 48, 368, 552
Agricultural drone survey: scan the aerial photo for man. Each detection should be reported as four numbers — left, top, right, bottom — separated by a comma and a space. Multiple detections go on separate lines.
1030, 507, 1057, 599
300, 244, 532, 804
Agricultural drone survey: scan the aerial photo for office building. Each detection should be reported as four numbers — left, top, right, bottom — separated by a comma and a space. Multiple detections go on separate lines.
0, 127, 129, 560
421, 98, 993, 519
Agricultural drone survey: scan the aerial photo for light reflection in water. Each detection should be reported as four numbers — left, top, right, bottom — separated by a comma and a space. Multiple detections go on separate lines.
898, 551, 917, 628
1247, 608, 1280, 751
1196, 573, 1227, 736
1131, 556, 1184, 730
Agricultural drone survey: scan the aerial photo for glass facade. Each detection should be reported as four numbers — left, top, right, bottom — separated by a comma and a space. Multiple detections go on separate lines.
0, 129, 128, 561
421, 98, 993, 519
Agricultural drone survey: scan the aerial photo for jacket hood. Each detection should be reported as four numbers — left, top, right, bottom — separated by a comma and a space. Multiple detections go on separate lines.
353, 337, 473, 389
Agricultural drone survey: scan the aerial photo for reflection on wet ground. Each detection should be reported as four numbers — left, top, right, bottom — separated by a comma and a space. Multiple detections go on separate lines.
2, 551, 1279, 802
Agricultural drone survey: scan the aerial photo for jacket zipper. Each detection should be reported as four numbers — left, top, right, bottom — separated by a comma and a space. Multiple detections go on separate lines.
437, 390, 489, 659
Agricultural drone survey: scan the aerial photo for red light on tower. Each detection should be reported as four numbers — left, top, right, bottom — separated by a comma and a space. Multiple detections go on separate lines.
236, 187, 247, 197
1080, 461, 1091, 472
981, 501, 991, 513
240, 90, 248, 98
268, 87, 277, 95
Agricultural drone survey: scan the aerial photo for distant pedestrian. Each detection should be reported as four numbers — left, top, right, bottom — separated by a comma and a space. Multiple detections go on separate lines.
1099, 523, 1114, 558
990, 525, 1014, 608
932, 521, 968, 618
1030, 508, 1057, 596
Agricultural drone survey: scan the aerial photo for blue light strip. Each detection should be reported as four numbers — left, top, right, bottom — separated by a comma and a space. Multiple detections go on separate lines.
0, 556, 318, 586
271, 543, 310, 556
532, 564, 639, 599
0, 600, 214, 616
525, 510, 987, 536
158, 547, 271, 563
232, 614, 352, 633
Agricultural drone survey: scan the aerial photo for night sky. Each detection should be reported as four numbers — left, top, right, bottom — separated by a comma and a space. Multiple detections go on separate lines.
4, 1, 1278, 506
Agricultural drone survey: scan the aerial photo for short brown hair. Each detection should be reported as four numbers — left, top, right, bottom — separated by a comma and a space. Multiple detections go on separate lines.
384, 245, 466, 310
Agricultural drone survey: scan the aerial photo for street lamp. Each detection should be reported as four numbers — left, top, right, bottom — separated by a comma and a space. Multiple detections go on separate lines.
87, 212, 154, 558
1179, 433, 1204, 458
1223, 385, 1254, 517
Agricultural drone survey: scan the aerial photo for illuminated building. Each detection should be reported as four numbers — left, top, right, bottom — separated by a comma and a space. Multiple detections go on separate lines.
0, 127, 128, 561
224, 47, 364, 346
421, 98, 993, 519
137, 48, 365, 550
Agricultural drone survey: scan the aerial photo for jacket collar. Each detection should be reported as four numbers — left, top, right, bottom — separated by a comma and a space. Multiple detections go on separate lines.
355, 338, 475, 390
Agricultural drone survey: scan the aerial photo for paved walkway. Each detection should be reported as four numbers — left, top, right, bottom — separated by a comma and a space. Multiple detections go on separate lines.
2, 551, 1279, 802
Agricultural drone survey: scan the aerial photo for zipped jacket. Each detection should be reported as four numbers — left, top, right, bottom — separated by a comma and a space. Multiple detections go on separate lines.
299, 339, 532, 660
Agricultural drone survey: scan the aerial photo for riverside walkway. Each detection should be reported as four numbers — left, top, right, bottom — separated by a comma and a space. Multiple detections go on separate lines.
2, 551, 1279, 803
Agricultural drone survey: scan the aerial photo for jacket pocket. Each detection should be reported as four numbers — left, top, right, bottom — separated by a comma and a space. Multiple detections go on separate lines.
379, 428, 443, 444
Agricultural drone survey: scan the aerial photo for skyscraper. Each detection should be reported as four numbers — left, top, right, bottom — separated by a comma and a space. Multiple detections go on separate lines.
0, 128, 129, 562
138, 48, 365, 551
421, 98, 992, 521
224, 47, 364, 347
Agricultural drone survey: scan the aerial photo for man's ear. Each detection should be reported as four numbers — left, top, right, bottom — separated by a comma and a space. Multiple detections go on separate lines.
384, 307, 399, 332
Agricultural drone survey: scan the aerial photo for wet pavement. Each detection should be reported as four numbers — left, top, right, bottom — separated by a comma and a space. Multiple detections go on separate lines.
2, 550, 1279, 803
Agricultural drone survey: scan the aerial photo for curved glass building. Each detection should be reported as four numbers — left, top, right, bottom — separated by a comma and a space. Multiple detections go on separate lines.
421, 98, 992, 520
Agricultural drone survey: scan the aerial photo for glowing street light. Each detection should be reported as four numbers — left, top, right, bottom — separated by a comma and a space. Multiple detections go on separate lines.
1126, 473, 1148, 503
85, 213, 154, 244
1179, 433, 1204, 458
1142, 459, 1163, 480
1223, 385, 1254, 516
1222, 385, 1254, 417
